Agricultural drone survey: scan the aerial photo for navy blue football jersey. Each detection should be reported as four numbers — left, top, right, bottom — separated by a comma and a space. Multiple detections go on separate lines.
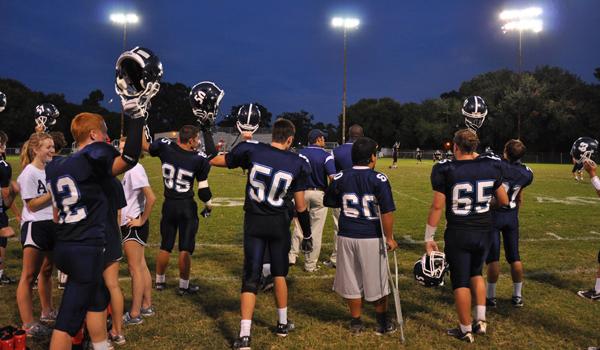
324, 166, 395, 239
99, 176, 126, 236
299, 146, 336, 189
225, 140, 311, 216
431, 156, 503, 231
149, 138, 211, 200
46, 142, 120, 242
333, 142, 354, 172
496, 160, 533, 212
0, 158, 12, 213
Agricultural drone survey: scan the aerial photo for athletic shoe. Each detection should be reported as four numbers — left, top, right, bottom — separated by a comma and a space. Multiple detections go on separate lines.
323, 260, 336, 269
260, 275, 274, 293
447, 327, 475, 343
303, 265, 320, 273
375, 319, 397, 336
473, 320, 487, 335
40, 310, 58, 324
23, 322, 52, 338
349, 318, 365, 335
486, 297, 497, 308
275, 320, 295, 337
512, 296, 524, 307
122, 312, 144, 326
577, 289, 600, 301
0, 273, 16, 285
232, 336, 251, 350
109, 332, 126, 346
178, 284, 200, 296
141, 306, 156, 317
155, 282, 166, 291
58, 282, 66, 290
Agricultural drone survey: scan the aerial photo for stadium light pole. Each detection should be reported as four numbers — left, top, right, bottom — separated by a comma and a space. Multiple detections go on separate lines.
110, 13, 139, 137
499, 7, 542, 139
332, 17, 360, 144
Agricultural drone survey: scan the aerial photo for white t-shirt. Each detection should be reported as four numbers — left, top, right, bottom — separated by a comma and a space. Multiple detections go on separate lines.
17, 164, 53, 222
120, 163, 150, 226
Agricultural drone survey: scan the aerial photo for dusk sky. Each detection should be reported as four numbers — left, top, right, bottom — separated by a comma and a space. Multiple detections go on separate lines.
1, 1, 599, 124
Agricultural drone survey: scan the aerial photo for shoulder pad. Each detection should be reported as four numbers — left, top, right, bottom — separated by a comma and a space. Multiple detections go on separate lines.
159, 137, 172, 144
438, 159, 451, 164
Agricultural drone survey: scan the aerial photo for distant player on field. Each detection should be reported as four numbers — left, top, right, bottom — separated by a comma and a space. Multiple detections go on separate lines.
0, 130, 19, 285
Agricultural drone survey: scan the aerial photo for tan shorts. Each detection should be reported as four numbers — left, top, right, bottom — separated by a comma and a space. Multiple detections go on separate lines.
333, 235, 390, 302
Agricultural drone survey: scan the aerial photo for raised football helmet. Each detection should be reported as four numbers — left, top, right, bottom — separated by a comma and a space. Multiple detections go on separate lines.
571, 137, 599, 164
236, 103, 261, 134
0, 92, 6, 112
413, 251, 448, 287
115, 46, 163, 117
189, 81, 225, 126
462, 96, 488, 132
34, 103, 60, 131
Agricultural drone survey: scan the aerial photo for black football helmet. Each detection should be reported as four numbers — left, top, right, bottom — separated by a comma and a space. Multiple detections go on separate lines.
413, 251, 448, 287
34, 103, 60, 131
236, 103, 261, 134
115, 47, 163, 99
571, 137, 599, 164
0, 92, 6, 112
189, 81, 225, 126
462, 96, 488, 132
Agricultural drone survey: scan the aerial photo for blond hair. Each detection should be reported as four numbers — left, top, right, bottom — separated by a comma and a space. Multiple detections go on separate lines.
21, 132, 53, 167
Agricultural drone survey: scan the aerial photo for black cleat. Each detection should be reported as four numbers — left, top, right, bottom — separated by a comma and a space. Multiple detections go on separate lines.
1, 273, 16, 285
486, 297, 497, 308
577, 289, 600, 301
472, 320, 487, 335
447, 327, 475, 343
276, 320, 295, 337
155, 282, 166, 291
349, 318, 365, 335
375, 319, 397, 336
232, 336, 251, 350
512, 295, 524, 307
178, 284, 200, 296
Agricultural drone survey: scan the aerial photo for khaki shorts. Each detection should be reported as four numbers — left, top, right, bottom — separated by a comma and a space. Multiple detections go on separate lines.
333, 235, 390, 302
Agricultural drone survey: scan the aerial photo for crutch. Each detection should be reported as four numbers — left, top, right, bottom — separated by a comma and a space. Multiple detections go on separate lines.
377, 206, 405, 343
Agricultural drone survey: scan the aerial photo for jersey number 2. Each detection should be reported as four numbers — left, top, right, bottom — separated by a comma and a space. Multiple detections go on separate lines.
55, 176, 87, 224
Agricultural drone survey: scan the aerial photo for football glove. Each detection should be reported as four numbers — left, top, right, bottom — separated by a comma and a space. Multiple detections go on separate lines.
301, 237, 313, 254
200, 206, 212, 218
122, 98, 145, 119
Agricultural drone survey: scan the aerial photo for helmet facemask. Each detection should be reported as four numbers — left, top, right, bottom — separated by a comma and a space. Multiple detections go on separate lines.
422, 251, 448, 279
235, 104, 261, 135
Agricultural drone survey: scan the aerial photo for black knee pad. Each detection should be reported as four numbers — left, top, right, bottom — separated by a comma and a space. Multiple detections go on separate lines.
241, 278, 260, 294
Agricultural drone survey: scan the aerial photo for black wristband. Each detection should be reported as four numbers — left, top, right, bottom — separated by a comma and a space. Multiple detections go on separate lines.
202, 130, 217, 160
122, 118, 144, 166
297, 209, 312, 239
197, 187, 212, 203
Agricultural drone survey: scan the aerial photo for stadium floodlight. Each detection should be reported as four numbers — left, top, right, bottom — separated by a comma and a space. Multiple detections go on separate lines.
331, 17, 360, 143
110, 12, 140, 137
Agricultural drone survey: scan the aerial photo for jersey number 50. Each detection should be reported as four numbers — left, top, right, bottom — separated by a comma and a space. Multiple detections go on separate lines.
248, 164, 293, 207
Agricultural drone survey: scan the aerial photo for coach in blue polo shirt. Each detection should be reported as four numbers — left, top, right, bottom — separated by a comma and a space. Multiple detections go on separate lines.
324, 124, 364, 268
289, 129, 336, 272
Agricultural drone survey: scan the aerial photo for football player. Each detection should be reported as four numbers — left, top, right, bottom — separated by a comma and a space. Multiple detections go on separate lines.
209, 118, 312, 349
49, 131, 69, 289
144, 125, 212, 295
46, 107, 146, 349
572, 159, 584, 182
0, 130, 19, 286
289, 129, 336, 272
34, 103, 60, 133
389, 141, 399, 169
323, 137, 398, 335
485, 140, 534, 308
416, 147, 422, 163
16, 132, 57, 336
424, 129, 508, 343
325, 124, 364, 268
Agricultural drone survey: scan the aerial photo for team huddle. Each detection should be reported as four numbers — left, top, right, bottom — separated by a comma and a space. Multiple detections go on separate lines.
0, 47, 599, 350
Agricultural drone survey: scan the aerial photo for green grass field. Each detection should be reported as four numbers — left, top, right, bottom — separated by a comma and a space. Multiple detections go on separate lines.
1, 157, 599, 349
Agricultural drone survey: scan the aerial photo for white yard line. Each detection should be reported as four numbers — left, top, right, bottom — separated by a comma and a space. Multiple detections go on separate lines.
392, 189, 428, 204
545, 232, 563, 240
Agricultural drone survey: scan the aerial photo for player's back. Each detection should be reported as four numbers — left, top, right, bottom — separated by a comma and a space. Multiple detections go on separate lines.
0, 157, 11, 212
46, 142, 119, 243
431, 155, 503, 231
149, 138, 211, 200
496, 160, 533, 212
299, 146, 334, 190
333, 142, 353, 172
226, 141, 310, 216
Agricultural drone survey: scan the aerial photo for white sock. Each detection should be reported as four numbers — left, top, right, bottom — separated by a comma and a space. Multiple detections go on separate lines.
92, 340, 109, 350
277, 307, 287, 324
475, 305, 486, 321
156, 274, 165, 283
262, 264, 271, 278
459, 323, 472, 333
513, 282, 523, 297
240, 319, 252, 337
0, 269, 4, 278
486, 282, 496, 299
179, 279, 189, 289
595, 278, 600, 292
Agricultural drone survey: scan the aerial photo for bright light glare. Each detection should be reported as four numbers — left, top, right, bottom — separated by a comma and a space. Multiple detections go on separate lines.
499, 7, 542, 20
331, 17, 360, 29
502, 19, 543, 33
110, 13, 139, 24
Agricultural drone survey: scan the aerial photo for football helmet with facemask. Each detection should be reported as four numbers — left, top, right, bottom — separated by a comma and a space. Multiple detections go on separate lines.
115, 46, 163, 118
413, 251, 448, 287
236, 103, 261, 134
0, 92, 6, 112
462, 96, 488, 132
571, 137, 599, 165
34, 103, 60, 131
189, 81, 225, 127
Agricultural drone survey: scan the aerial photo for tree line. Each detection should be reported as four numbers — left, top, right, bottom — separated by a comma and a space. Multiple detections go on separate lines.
1, 65, 599, 152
